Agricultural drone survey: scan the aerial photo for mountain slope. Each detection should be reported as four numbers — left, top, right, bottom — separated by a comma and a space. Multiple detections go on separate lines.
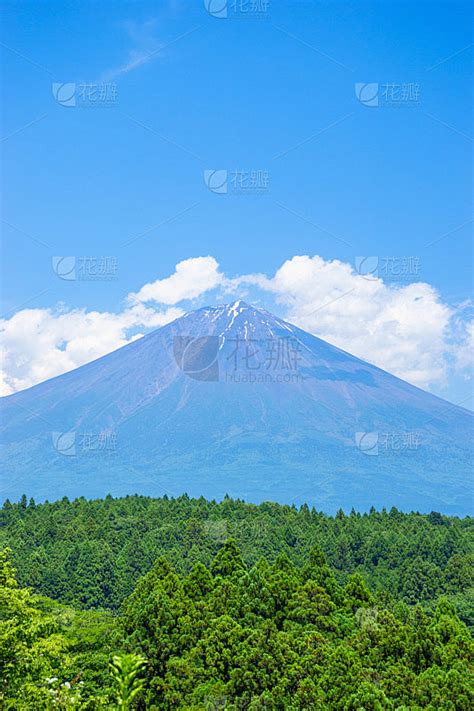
1, 301, 472, 513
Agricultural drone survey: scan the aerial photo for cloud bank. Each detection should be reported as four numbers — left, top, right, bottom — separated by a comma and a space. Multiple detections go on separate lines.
1, 255, 472, 396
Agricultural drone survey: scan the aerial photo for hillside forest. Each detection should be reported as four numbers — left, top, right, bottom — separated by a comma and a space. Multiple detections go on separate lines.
1, 494, 473, 709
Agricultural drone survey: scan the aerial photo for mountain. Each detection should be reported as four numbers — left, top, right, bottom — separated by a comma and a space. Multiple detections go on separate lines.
1, 301, 472, 514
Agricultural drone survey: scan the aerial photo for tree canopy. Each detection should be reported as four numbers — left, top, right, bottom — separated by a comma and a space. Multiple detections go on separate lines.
1, 495, 473, 708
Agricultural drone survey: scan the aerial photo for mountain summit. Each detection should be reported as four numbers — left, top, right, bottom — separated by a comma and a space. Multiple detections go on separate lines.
1, 301, 472, 513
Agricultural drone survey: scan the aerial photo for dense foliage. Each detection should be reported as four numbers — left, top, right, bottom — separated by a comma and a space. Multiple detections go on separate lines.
0, 547, 117, 708
1, 495, 473, 707
1, 495, 472, 624
1, 539, 473, 709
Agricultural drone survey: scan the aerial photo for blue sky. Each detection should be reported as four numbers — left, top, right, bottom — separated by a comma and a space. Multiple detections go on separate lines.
1, 0, 473, 405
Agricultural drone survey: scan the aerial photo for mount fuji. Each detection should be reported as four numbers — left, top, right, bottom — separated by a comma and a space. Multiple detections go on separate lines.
1, 301, 472, 514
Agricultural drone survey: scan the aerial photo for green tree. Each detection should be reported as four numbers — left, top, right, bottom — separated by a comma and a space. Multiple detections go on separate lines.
109, 653, 147, 710
0, 548, 68, 708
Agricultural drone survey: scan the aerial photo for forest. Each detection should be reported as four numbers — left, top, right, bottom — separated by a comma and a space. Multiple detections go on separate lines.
1, 494, 473, 708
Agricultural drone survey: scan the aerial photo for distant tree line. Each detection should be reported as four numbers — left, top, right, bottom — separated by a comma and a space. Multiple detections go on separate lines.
1, 494, 472, 624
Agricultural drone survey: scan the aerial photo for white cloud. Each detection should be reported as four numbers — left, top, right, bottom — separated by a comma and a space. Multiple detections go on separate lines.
128, 256, 223, 305
0, 254, 472, 396
0, 305, 183, 396
244, 255, 453, 389
451, 313, 474, 375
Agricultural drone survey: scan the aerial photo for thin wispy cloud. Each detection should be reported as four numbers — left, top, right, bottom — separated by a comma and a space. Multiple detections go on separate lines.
100, 19, 164, 82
